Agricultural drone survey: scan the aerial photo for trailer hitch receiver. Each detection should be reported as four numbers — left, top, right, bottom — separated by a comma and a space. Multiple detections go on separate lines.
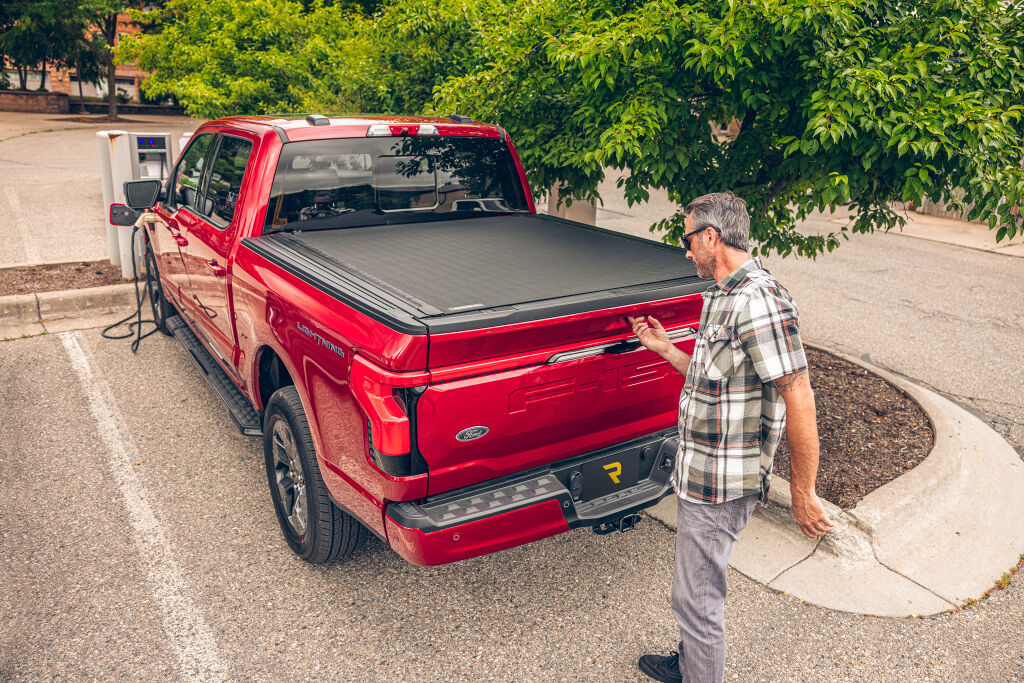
592, 513, 644, 535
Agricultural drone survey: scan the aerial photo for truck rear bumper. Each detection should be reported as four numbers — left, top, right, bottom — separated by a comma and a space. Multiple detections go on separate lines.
383, 430, 677, 566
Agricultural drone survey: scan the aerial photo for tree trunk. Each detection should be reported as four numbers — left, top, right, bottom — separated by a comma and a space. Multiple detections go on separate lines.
106, 55, 117, 119
103, 14, 118, 119
39, 60, 47, 90
74, 39, 85, 112
17, 66, 28, 90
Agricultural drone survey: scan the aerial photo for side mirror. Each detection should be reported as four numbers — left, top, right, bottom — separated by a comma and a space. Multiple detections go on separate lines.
123, 179, 163, 209
109, 203, 140, 226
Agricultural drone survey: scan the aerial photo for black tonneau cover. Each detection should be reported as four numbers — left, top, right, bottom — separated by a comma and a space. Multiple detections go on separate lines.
241, 214, 708, 334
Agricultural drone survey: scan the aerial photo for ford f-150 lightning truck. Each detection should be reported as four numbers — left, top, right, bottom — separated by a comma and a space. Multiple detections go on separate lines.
118, 113, 708, 566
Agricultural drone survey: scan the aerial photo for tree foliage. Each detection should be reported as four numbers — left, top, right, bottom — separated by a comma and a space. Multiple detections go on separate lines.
116, 0, 495, 117
428, 0, 1024, 254
0, 0, 78, 90
0, 0, 134, 116
119, 0, 1024, 254
116, 0, 383, 118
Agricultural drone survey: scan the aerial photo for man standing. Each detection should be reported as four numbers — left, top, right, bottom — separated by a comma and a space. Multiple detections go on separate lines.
630, 191, 833, 683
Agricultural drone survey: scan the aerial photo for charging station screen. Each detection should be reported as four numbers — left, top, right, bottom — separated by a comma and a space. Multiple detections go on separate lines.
136, 137, 166, 149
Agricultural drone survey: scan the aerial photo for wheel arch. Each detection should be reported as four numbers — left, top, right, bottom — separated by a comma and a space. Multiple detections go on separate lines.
255, 344, 296, 412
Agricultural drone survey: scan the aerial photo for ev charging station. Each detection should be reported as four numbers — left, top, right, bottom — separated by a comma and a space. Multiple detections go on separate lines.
97, 131, 174, 279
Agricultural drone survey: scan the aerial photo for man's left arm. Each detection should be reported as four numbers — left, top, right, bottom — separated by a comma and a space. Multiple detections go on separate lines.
773, 370, 834, 539
736, 286, 834, 539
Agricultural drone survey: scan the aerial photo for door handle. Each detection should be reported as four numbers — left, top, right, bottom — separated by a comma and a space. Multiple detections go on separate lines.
165, 223, 188, 246
546, 326, 697, 363
205, 260, 227, 277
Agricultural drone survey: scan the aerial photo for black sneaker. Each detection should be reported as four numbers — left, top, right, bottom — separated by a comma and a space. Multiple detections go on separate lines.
638, 650, 683, 682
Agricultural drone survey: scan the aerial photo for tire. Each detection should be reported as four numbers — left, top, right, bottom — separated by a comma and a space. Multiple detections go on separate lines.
263, 385, 367, 563
144, 243, 173, 336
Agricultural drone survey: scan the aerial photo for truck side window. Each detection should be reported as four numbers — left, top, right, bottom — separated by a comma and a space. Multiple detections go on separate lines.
205, 135, 253, 228
168, 133, 213, 212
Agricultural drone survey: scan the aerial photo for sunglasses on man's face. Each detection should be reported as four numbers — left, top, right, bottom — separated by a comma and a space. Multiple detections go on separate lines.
682, 224, 719, 253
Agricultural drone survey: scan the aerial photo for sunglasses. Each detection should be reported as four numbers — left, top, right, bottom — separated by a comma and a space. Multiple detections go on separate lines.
682, 224, 720, 253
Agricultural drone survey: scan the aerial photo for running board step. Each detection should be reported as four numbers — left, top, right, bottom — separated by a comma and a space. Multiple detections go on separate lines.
167, 315, 262, 436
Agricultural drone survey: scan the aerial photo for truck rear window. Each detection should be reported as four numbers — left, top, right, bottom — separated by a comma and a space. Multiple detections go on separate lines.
263, 136, 528, 232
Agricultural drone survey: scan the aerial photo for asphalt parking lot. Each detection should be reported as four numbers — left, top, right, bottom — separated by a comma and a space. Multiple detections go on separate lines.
2, 325, 1023, 682
2, 111, 1023, 681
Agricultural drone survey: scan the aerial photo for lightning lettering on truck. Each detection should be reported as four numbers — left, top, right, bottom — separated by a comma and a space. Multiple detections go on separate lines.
296, 321, 345, 358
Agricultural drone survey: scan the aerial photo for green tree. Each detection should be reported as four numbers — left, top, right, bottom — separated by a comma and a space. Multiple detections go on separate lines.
0, 1, 77, 91
115, 0, 487, 118
75, 0, 146, 119
426, 0, 1024, 255
117, 0, 377, 118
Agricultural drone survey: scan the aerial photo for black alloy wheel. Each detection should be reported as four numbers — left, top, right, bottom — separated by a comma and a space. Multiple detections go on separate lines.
262, 385, 367, 563
144, 244, 173, 335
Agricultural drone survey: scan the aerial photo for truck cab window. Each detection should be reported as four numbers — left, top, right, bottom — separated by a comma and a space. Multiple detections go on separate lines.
169, 134, 213, 212
264, 137, 527, 232
206, 136, 253, 228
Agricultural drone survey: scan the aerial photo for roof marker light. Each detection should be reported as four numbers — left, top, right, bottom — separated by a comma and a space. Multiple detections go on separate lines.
366, 123, 439, 137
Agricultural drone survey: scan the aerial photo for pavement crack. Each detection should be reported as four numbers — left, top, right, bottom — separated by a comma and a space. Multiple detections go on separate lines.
0, 125, 88, 146
867, 536, 957, 609
766, 535, 823, 586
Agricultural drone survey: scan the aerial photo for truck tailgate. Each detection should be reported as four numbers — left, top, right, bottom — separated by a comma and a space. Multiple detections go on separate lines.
418, 294, 703, 496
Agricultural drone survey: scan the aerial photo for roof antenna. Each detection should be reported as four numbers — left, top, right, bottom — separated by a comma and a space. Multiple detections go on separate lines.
305, 114, 330, 126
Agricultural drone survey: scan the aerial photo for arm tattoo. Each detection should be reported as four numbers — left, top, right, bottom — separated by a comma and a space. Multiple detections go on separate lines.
773, 369, 809, 393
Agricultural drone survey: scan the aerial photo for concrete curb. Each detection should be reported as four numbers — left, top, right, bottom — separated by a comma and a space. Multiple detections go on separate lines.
0, 283, 136, 338
646, 345, 1024, 617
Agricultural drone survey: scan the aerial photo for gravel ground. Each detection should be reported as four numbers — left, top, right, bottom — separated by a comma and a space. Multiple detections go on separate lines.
1, 329, 1022, 682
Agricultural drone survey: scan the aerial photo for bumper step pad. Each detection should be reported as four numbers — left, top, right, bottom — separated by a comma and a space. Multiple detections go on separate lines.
168, 315, 262, 436
389, 474, 568, 531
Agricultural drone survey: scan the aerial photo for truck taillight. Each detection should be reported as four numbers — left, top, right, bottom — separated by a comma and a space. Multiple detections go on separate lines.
350, 355, 428, 477
366, 123, 438, 137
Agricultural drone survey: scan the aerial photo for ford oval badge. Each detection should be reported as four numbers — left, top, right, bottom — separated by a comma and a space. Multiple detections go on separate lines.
456, 425, 489, 442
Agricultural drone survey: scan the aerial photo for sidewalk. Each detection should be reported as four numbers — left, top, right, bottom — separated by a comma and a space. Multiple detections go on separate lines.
835, 209, 1024, 258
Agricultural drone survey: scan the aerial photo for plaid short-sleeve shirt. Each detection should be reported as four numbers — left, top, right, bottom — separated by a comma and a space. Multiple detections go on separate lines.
673, 257, 807, 505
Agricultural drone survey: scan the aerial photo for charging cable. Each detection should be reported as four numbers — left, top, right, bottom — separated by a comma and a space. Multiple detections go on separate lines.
101, 212, 163, 353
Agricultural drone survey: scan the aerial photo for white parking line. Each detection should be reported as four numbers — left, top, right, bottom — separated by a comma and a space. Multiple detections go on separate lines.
58, 331, 229, 682
2, 185, 42, 264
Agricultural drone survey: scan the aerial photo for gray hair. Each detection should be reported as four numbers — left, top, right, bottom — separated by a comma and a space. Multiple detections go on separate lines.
683, 191, 750, 251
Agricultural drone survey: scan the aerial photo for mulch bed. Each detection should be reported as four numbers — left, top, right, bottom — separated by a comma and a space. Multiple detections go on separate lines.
773, 347, 934, 509
0, 261, 126, 296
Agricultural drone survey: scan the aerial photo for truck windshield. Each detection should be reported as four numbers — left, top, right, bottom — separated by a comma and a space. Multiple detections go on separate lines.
263, 136, 528, 232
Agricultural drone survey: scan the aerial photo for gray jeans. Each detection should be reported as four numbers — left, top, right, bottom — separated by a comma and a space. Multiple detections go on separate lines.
672, 493, 759, 683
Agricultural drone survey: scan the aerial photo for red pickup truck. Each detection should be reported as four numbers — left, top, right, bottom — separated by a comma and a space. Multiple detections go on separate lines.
119, 114, 706, 566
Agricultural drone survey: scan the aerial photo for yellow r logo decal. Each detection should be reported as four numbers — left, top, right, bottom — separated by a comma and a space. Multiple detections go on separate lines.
603, 462, 622, 484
